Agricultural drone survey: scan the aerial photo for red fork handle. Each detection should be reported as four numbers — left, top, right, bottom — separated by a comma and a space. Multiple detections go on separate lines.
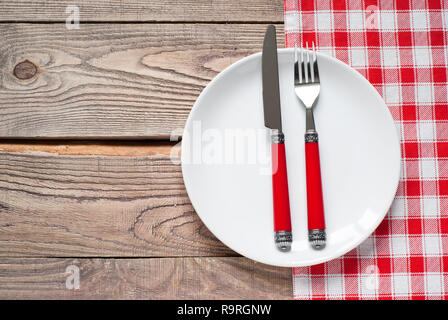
305, 133, 326, 234
271, 133, 292, 251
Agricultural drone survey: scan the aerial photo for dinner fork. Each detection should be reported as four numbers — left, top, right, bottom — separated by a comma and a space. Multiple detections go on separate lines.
294, 43, 326, 250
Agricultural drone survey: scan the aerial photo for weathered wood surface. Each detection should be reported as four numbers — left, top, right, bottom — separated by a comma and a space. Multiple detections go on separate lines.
0, 257, 291, 299
0, 23, 283, 139
0, 0, 292, 300
0, 150, 234, 257
0, 0, 284, 22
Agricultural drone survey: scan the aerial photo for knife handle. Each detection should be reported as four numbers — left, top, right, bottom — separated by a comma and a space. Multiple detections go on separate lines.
305, 132, 326, 249
271, 132, 292, 252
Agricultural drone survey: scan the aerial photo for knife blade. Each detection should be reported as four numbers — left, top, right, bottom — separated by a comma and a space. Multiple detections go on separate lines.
262, 25, 282, 132
262, 25, 292, 252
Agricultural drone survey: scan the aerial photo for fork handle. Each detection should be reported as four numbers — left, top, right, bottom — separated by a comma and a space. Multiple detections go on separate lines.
271, 132, 292, 251
305, 132, 326, 247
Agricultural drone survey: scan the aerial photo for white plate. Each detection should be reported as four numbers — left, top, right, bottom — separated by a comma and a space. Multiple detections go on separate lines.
181, 48, 400, 267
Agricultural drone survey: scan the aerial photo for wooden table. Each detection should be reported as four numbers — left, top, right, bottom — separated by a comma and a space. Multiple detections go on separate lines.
0, 0, 291, 299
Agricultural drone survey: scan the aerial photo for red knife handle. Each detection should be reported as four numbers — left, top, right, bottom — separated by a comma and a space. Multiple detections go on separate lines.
271, 132, 292, 251
305, 132, 326, 249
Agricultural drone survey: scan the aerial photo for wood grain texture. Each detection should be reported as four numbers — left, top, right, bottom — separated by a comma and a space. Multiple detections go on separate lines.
0, 0, 284, 22
0, 257, 291, 299
0, 23, 283, 139
0, 150, 234, 257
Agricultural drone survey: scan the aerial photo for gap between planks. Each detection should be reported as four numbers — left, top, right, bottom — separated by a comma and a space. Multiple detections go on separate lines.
0, 140, 178, 157
0, 20, 285, 25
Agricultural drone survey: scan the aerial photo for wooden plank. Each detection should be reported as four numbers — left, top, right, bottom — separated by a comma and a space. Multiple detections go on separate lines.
0, 23, 284, 139
0, 257, 292, 299
0, 149, 235, 257
0, 0, 284, 22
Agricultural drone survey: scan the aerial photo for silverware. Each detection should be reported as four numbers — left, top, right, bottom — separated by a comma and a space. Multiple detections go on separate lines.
262, 25, 293, 252
294, 43, 326, 250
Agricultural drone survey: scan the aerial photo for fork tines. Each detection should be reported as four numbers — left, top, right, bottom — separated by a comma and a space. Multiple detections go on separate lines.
294, 42, 320, 84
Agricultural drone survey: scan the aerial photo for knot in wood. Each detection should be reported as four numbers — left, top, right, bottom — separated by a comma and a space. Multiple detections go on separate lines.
13, 60, 37, 80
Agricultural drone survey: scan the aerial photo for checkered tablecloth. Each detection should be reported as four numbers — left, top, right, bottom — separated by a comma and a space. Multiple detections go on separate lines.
284, 0, 448, 299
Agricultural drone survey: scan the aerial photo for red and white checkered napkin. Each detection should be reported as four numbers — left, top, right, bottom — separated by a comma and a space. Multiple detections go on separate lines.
284, 0, 448, 299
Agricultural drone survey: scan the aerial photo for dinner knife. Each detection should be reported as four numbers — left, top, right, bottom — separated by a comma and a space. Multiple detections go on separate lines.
262, 25, 292, 252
